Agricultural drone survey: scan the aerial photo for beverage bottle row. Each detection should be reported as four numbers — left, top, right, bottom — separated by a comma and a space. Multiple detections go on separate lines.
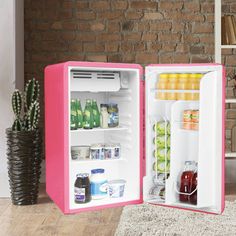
156, 73, 203, 101
71, 99, 100, 130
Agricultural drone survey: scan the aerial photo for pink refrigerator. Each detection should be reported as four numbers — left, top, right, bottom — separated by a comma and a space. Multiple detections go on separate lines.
45, 61, 225, 214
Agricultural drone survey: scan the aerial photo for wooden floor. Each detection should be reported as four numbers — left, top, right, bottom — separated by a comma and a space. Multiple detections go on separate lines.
0, 184, 235, 236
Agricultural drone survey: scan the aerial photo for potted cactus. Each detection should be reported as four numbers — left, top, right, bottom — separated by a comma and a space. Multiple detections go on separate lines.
6, 78, 42, 205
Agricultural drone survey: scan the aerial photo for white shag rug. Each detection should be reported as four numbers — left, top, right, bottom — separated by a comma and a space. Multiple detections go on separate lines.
115, 201, 236, 236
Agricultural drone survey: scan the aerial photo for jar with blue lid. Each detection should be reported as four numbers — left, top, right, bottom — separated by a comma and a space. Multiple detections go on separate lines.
90, 168, 108, 200
107, 103, 119, 128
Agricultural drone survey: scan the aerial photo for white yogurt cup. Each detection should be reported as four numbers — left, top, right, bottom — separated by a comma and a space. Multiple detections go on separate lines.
107, 179, 126, 198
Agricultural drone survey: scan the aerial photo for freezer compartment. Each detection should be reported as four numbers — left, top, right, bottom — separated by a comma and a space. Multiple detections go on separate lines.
144, 65, 224, 214
68, 67, 142, 211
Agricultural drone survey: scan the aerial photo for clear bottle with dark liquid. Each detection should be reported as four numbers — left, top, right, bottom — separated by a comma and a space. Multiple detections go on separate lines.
179, 161, 197, 204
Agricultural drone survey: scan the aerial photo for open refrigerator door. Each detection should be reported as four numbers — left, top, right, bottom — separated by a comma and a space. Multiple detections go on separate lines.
143, 64, 225, 214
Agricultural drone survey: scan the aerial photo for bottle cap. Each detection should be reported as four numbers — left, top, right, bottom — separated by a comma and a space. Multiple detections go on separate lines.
91, 168, 105, 174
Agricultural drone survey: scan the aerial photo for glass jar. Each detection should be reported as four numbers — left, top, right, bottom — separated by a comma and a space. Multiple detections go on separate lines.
74, 173, 91, 204
90, 169, 108, 200
107, 104, 119, 128
167, 74, 179, 100
156, 74, 169, 100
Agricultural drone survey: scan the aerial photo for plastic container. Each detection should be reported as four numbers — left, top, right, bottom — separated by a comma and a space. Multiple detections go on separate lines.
104, 144, 121, 159
90, 144, 104, 160
71, 146, 90, 160
90, 169, 108, 200
107, 179, 126, 198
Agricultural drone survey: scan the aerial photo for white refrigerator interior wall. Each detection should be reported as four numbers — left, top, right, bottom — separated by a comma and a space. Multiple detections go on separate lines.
0, 0, 24, 197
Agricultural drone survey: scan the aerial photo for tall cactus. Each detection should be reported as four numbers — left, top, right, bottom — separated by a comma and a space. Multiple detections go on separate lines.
11, 78, 40, 131
24, 78, 40, 110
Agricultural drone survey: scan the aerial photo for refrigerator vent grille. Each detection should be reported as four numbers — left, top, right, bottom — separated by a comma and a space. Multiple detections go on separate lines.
71, 70, 120, 80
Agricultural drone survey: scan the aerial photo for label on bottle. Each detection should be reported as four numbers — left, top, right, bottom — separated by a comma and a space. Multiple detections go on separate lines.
108, 112, 119, 126
91, 180, 107, 196
74, 187, 85, 202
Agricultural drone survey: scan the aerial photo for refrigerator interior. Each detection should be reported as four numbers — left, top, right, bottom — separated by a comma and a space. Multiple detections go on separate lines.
68, 67, 141, 210
144, 65, 223, 214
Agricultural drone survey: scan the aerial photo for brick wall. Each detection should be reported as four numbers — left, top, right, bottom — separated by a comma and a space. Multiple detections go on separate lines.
24, 0, 235, 153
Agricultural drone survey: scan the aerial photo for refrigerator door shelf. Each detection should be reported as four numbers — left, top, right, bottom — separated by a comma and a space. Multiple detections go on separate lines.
144, 64, 225, 214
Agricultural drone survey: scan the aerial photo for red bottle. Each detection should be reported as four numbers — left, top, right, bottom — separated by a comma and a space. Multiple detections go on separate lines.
179, 161, 196, 203
190, 171, 197, 205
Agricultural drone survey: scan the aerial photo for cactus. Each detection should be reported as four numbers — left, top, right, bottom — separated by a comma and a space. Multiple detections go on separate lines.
12, 90, 22, 118
26, 101, 40, 131
12, 118, 23, 131
11, 78, 40, 131
24, 78, 40, 110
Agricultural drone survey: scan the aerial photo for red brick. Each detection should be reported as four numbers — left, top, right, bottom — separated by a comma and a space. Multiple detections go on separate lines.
90, 22, 105, 31
108, 54, 122, 62
106, 43, 120, 52
160, 2, 183, 11
222, 49, 233, 55
225, 119, 236, 129
59, 10, 73, 20
68, 43, 83, 52
123, 33, 142, 41
83, 43, 105, 52
51, 22, 63, 30
36, 22, 51, 30
63, 22, 77, 30
173, 54, 189, 63
142, 33, 157, 41
86, 55, 107, 62
62, 1, 74, 9
122, 21, 134, 31
227, 109, 236, 119
136, 53, 158, 64
77, 1, 89, 9
61, 32, 76, 41
150, 22, 172, 31
90, 1, 110, 11
159, 33, 181, 42
137, 22, 150, 31
201, 3, 214, 13
184, 2, 200, 12
120, 42, 133, 52
97, 33, 121, 42
134, 42, 146, 51
183, 34, 200, 43
41, 32, 59, 41
193, 23, 214, 33
172, 22, 185, 32
159, 54, 172, 64
76, 11, 96, 20
190, 45, 205, 54
149, 43, 162, 51
98, 11, 123, 20
204, 46, 214, 54
130, 1, 157, 10
143, 12, 163, 20
226, 55, 236, 66
31, 53, 56, 62
57, 53, 84, 62
122, 54, 135, 63
78, 22, 90, 31
161, 44, 176, 52
176, 44, 189, 53
191, 56, 212, 63
77, 33, 96, 42
200, 35, 214, 44
111, 1, 128, 10
107, 21, 120, 32
126, 11, 143, 20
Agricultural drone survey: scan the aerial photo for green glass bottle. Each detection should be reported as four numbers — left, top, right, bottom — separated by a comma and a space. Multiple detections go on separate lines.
70, 99, 78, 130
83, 99, 93, 129
76, 99, 83, 129
92, 99, 100, 128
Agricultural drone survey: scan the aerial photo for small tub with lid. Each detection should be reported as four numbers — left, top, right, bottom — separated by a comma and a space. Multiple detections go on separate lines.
90, 168, 108, 200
